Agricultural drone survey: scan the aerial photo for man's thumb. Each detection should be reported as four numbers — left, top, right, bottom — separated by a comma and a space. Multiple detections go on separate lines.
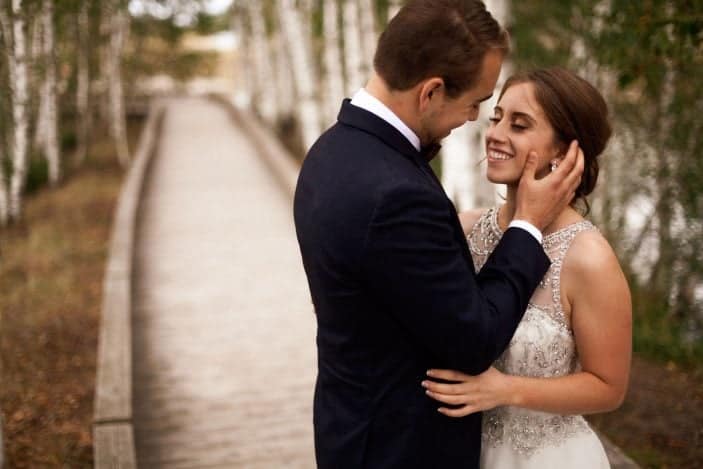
523, 151, 539, 179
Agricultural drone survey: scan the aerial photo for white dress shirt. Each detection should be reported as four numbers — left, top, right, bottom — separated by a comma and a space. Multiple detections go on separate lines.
349, 88, 543, 244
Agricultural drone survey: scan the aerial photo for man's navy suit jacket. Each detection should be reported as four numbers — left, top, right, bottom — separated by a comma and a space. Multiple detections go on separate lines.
293, 100, 550, 468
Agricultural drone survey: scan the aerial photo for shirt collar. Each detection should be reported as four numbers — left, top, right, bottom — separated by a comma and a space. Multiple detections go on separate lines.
349, 88, 421, 152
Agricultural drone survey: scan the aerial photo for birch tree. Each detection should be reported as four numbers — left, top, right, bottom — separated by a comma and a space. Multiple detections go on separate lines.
246, 1, 277, 124
31, 11, 46, 149
105, 0, 130, 166
231, 2, 254, 109
272, 30, 295, 122
38, 0, 60, 185
0, 143, 8, 226
342, 0, 363, 95
276, 0, 322, 151
75, 0, 91, 164
358, 0, 376, 78
322, 0, 344, 125
387, 0, 402, 20
0, 0, 30, 221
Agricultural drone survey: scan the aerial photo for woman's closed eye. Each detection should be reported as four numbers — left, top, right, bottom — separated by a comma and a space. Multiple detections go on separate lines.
488, 116, 528, 132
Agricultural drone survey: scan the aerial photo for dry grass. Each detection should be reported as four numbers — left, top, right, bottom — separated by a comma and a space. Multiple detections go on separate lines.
0, 119, 142, 467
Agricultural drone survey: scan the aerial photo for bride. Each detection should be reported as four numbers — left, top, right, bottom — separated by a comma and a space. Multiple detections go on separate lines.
421, 67, 632, 468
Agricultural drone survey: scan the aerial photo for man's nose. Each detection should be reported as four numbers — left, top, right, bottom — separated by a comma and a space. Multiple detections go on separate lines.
467, 108, 480, 122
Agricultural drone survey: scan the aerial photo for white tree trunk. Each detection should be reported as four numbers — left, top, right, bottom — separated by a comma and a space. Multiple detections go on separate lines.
0, 143, 9, 226
231, 7, 253, 109
41, 0, 59, 185
272, 31, 296, 119
387, 1, 402, 21
32, 13, 48, 149
0, 8, 12, 225
75, 0, 91, 164
276, 0, 322, 151
247, 1, 277, 124
441, 124, 475, 209
358, 0, 376, 76
342, 0, 364, 95
1, 0, 30, 221
107, 2, 130, 166
322, 0, 345, 125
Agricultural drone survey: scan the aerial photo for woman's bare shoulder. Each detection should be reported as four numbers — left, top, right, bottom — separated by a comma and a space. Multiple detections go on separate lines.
565, 228, 619, 275
562, 227, 629, 303
458, 208, 489, 236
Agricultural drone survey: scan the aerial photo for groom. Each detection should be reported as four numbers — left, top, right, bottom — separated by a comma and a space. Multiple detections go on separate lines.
294, 1, 583, 467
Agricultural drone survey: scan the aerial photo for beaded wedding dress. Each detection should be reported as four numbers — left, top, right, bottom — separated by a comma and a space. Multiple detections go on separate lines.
468, 208, 610, 469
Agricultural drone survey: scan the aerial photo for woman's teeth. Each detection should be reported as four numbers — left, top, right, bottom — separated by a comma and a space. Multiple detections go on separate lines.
488, 150, 513, 160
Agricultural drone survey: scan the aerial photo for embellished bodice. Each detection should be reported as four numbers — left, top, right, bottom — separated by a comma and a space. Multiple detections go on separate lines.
468, 208, 598, 457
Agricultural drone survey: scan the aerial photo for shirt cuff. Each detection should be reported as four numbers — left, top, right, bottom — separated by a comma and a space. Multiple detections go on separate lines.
508, 220, 543, 244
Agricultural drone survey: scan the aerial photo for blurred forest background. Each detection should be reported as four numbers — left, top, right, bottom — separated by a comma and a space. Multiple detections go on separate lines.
0, 0, 701, 467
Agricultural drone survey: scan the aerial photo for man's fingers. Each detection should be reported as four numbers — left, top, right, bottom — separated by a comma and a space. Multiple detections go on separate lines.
565, 148, 585, 192
522, 151, 539, 180
554, 140, 578, 177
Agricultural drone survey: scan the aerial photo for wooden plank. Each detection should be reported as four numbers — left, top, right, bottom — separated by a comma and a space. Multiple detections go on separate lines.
210, 95, 300, 197
94, 424, 137, 469
600, 432, 641, 469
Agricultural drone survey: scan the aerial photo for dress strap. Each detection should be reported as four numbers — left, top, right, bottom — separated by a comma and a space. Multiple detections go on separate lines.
543, 221, 598, 319
467, 208, 501, 272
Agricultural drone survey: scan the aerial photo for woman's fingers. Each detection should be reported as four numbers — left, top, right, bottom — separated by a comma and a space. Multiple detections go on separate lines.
437, 405, 478, 418
426, 368, 468, 381
422, 379, 469, 395
425, 390, 468, 405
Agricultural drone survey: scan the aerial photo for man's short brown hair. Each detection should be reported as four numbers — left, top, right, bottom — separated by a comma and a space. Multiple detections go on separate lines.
373, 0, 509, 98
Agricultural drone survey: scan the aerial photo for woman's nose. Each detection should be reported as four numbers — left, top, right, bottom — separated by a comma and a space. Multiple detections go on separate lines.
486, 122, 506, 143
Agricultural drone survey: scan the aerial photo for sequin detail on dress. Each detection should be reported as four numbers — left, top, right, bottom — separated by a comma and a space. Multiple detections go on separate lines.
468, 208, 598, 457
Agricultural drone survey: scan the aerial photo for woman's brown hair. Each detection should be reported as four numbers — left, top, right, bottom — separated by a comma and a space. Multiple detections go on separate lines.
500, 67, 612, 213
374, 0, 510, 99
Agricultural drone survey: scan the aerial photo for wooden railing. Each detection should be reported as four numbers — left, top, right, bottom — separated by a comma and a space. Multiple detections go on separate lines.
93, 101, 165, 469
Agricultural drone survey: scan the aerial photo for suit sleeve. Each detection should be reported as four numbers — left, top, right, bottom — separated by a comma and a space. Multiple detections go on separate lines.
361, 182, 550, 375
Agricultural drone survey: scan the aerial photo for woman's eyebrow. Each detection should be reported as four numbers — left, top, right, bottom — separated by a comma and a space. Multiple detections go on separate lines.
510, 111, 537, 124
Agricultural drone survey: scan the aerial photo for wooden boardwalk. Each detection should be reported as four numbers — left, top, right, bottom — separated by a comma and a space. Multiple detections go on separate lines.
131, 97, 316, 468
128, 96, 639, 468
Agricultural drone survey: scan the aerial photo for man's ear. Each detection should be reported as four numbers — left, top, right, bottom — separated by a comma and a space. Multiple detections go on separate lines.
418, 77, 445, 112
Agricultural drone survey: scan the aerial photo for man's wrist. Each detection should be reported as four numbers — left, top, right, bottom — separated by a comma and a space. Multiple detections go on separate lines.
508, 220, 543, 244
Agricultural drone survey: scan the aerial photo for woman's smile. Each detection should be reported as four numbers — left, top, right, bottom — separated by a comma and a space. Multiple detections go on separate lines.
487, 148, 514, 161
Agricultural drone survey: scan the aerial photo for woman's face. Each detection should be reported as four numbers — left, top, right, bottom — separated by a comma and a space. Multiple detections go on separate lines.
484, 82, 562, 186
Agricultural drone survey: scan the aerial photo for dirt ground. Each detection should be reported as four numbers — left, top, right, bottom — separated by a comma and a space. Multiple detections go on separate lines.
0, 124, 136, 467
589, 356, 703, 468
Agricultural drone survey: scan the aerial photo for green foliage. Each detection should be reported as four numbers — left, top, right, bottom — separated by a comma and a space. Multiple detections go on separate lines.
24, 154, 48, 195
131, 14, 189, 46
631, 282, 703, 371
193, 11, 231, 35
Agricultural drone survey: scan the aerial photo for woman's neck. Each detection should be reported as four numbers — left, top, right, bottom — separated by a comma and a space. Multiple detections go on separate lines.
499, 185, 581, 236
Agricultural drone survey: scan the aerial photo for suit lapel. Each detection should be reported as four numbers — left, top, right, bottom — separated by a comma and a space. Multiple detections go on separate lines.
337, 99, 474, 268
